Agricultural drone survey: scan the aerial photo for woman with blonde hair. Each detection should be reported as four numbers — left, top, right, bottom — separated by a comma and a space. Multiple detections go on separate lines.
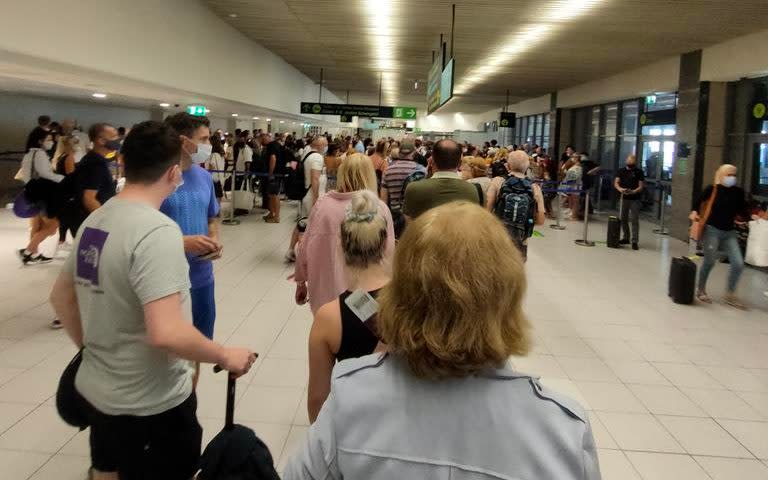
306, 189, 391, 422
294, 153, 395, 314
285, 202, 601, 480
461, 156, 491, 200
690, 164, 754, 308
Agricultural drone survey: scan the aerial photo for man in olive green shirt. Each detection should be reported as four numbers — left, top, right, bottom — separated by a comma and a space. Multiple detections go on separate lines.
402, 139, 480, 219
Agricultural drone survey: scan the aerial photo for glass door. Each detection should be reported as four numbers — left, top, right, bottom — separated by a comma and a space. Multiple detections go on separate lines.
639, 124, 676, 219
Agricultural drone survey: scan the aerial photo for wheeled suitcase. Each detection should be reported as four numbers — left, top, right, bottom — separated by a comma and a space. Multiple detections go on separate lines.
199, 369, 280, 480
607, 216, 621, 248
669, 257, 697, 304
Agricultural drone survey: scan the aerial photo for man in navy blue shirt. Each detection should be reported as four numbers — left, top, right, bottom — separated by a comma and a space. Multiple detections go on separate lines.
161, 113, 221, 343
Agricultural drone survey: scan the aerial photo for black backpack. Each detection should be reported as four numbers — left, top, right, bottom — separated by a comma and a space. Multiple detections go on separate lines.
399, 169, 426, 203
285, 151, 313, 201
493, 176, 535, 241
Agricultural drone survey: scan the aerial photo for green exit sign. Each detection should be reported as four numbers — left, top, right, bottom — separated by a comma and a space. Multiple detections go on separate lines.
393, 106, 417, 119
645, 95, 657, 106
186, 105, 207, 116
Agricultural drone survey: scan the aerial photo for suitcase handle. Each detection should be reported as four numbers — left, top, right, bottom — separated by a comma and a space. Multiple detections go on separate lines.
213, 365, 237, 430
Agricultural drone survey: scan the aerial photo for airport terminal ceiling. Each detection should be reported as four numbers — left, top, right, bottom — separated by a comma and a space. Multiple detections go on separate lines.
207, 0, 768, 113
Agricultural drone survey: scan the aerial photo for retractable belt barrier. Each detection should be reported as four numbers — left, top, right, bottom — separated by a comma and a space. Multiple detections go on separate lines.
653, 183, 670, 236
206, 169, 289, 226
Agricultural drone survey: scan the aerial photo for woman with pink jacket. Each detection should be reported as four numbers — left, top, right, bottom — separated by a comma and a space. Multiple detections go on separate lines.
294, 153, 395, 314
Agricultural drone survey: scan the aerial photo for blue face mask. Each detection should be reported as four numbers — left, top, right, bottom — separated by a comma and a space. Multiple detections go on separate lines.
722, 175, 737, 188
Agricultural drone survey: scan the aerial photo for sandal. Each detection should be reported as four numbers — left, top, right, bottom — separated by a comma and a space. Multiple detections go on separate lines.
696, 291, 712, 304
724, 294, 748, 311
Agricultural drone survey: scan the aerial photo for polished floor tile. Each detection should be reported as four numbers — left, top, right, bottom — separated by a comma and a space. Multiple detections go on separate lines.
1, 205, 768, 479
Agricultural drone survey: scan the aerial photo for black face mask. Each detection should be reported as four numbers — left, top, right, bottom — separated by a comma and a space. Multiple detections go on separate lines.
627, 163, 637, 169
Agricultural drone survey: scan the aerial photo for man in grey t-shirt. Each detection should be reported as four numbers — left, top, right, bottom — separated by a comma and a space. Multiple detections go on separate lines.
50, 121, 256, 480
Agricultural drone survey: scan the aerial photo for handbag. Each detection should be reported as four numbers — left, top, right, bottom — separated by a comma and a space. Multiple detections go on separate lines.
745, 219, 768, 267
233, 174, 255, 212
56, 349, 90, 429
12, 190, 40, 218
690, 185, 717, 241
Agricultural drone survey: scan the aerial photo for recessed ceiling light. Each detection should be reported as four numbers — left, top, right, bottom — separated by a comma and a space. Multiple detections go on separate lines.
279, 120, 285, 124
159, 103, 170, 108
92, 93, 107, 98
228, 13, 238, 18
231, 113, 238, 117
253, 116, 259, 120
266, 118, 271, 122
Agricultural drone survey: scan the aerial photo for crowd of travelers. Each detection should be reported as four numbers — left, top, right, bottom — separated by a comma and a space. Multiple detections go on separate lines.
8, 110, 766, 479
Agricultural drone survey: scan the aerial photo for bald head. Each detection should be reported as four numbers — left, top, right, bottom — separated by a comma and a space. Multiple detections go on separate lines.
507, 150, 530, 175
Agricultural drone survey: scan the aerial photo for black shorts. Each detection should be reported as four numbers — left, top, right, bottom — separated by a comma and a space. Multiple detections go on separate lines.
266, 177, 282, 195
87, 393, 202, 479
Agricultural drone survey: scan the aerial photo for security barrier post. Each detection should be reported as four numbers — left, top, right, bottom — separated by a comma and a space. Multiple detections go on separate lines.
222, 169, 241, 226
574, 190, 595, 247
653, 184, 670, 235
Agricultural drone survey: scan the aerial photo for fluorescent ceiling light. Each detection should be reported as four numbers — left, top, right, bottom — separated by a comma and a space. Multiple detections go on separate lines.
159, 102, 170, 108
228, 13, 238, 18
266, 118, 271, 122
231, 113, 238, 117
253, 116, 259, 120
363, 0, 398, 105
279, 120, 285, 124
454, 0, 605, 95
92, 93, 107, 98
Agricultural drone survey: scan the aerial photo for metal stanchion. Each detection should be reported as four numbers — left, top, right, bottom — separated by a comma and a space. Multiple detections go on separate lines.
574, 190, 595, 247
222, 169, 241, 226
593, 176, 605, 214
550, 187, 566, 230
653, 184, 670, 235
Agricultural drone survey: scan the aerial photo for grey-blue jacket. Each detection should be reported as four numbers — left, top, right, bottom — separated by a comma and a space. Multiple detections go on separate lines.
284, 353, 601, 480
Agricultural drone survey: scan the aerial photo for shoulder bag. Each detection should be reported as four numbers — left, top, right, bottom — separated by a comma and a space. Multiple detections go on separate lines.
690, 185, 717, 241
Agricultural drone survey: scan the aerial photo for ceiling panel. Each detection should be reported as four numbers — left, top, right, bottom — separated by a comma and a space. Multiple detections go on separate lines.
206, 0, 768, 112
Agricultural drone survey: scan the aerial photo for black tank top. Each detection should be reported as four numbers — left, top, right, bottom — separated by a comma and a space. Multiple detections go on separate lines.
336, 289, 381, 362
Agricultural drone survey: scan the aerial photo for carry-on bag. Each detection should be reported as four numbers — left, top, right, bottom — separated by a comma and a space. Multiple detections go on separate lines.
668, 257, 697, 304
198, 369, 280, 480
745, 219, 768, 267
606, 216, 621, 248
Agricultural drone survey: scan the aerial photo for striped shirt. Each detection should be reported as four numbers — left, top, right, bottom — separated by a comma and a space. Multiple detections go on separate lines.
382, 160, 426, 213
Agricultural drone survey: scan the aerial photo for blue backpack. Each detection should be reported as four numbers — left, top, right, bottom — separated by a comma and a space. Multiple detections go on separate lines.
493, 176, 535, 241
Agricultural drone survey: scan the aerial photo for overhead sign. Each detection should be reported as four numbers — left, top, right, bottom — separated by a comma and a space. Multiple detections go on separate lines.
186, 105, 207, 116
301, 102, 416, 119
427, 56, 456, 114
499, 112, 517, 128
645, 95, 657, 106
393, 106, 417, 119
639, 108, 676, 126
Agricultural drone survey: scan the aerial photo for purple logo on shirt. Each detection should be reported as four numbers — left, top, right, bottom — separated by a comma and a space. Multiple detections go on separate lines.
77, 227, 109, 285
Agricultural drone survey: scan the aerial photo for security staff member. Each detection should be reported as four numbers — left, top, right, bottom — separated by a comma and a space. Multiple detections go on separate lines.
614, 154, 645, 250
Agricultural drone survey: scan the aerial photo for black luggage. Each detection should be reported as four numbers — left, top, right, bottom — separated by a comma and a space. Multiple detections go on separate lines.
199, 370, 280, 480
607, 216, 621, 248
669, 257, 697, 304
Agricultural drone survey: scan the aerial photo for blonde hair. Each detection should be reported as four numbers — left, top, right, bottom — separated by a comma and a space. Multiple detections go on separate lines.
336, 153, 378, 193
462, 156, 488, 178
340, 190, 388, 270
507, 150, 531, 174
377, 202, 531, 379
714, 163, 737, 185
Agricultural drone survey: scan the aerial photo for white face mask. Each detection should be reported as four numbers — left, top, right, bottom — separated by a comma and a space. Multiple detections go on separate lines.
191, 142, 213, 164
722, 175, 737, 188
42, 140, 54, 151
321, 146, 328, 155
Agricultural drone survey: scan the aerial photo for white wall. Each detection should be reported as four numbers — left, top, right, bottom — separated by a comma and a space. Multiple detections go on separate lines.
0, 0, 342, 116
701, 29, 768, 82
0, 93, 151, 151
418, 107, 501, 133
508, 94, 551, 117
557, 57, 680, 108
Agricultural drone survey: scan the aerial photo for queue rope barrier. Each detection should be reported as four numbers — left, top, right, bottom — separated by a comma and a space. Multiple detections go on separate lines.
206, 169, 290, 226
653, 183, 670, 236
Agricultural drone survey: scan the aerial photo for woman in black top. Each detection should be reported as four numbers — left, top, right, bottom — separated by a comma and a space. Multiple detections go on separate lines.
307, 189, 391, 423
690, 164, 754, 308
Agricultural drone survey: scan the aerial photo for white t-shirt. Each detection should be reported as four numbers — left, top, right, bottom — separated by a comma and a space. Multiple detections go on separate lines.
304, 151, 324, 189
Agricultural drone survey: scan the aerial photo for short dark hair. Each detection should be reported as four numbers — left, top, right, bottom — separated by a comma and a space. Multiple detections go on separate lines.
88, 123, 114, 142
121, 121, 181, 184
164, 112, 210, 138
38, 115, 51, 126
117, 126, 126, 136
432, 139, 462, 170
491, 139, 498, 146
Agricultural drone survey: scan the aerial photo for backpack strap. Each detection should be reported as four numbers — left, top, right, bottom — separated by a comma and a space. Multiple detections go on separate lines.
473, 182, 484, 206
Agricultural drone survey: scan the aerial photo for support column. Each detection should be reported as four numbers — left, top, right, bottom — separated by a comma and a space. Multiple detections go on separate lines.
669, 51, 705, 240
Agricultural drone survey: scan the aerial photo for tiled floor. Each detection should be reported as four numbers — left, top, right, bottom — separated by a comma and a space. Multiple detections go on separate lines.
0, 201, 767, 479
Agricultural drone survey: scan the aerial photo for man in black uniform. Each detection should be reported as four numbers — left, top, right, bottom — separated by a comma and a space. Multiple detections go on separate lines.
614, 154, 645, 250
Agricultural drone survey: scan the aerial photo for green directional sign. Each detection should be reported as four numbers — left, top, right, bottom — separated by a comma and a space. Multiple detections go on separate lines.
393, 106, 418, 119
186, 105, 207, 116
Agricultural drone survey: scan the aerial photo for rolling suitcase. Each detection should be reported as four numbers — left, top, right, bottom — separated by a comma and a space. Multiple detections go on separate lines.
669, 257, 696, 304
199, 369, 280, 480
607, 216, 621, 248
